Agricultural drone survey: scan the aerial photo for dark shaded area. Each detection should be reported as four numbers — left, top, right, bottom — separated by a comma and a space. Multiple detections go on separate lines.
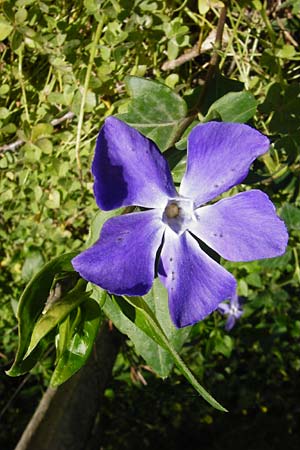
10, 323, 122, 450
2, 362, 299, 450
93, 376, 300, 450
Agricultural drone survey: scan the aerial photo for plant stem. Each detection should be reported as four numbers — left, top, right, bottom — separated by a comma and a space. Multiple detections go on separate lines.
75, 19, 104, 183
18, 45, 30, 123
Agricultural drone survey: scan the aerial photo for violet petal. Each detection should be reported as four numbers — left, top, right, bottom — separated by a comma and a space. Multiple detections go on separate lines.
93, 117, 177, 210
179, 122, 270, 207
158, 229, 237, 328
190, 190, 288, 261
225, 315, 236, 331
72, 210, 165, 295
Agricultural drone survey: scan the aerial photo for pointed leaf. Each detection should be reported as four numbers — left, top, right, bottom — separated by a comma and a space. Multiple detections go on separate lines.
143, 279, 190, 375
25, 279, 90, 357
96, 282, 226, 411
117, 76, 187, 151
122, 294, 227, 411
205, 91, 258, 123
50, 299, 102, 386
7, 252, 78, 376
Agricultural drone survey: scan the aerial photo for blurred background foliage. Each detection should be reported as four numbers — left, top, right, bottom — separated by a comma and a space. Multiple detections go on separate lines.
1, 0, 300, 449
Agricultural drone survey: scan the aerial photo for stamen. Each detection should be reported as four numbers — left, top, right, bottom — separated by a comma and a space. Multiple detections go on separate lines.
163, 197, 195, 234
165, 202, 180, 218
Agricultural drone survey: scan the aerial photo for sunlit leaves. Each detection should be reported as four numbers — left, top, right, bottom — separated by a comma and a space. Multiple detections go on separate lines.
0, 16, 13, 40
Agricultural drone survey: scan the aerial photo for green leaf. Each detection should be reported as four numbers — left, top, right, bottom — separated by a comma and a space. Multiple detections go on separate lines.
205, 91, 258, 123
0, 16, 13, 41
21, 247, 45, 282
144, 279, 190, 376
98, 284, 226, 410
7, 252, 79, 376
45, 189, 60, 209
281, 204, 300, 231
15, 8, 28, 24
201, 73, 244, 115
50, 298, 102, 386
214, 333, 233, 358
86, 207, 123, 248
117, 76, 188, 151
0, 107, 10, 119
122, 294, 227, 411
101, 279, 189, 377
276, 44, 296, 59
31, 123, 54, 142
171, 155, 187, 184
25, 279, 90, 357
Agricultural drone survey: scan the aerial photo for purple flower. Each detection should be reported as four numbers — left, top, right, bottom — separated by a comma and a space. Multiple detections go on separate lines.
72, 117, 288, 328
218, 293, 244, 331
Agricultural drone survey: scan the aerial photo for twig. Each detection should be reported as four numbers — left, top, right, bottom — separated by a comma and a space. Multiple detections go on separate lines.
165, 3, 228, 149
50, 111, 75, 126
161, 27, 229, 71
276, 17, 298, 47
0, 111, 75, 154
162, 43, 201, 71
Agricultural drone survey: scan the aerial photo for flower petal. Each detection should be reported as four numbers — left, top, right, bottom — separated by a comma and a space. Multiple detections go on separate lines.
218, 302, 231, 314
190, 190, 288, 261
158, 229, 236, 328
179, 122, 270, 206
225, 316, 236, 331
93, 117, 177, 210
72, 210, 165, 295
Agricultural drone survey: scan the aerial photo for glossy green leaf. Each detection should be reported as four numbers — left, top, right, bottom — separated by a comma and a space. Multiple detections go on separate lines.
205, 91, 258, 123
101, 279, 189, 378
200, 73, 244, 115
25, 279, 90, 357
144, 279, 190, 375
98, 284, 226, 410
21, 247, 44, 282
117, 76, 188, 151
122, 294, 227, 411
50, 298, 102, 386
7, 252, 79, 376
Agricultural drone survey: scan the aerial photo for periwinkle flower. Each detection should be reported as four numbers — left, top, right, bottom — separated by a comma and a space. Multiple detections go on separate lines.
218, 293, 244, 331
72, 117, 288, 328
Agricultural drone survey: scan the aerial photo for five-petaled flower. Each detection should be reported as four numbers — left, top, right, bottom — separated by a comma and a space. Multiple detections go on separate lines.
72, 117, 288, 328
218, 292, 244, 331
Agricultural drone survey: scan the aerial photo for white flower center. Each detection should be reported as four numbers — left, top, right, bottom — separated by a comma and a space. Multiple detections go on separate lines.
163, 197, 196, 235
229, 304, 239, 316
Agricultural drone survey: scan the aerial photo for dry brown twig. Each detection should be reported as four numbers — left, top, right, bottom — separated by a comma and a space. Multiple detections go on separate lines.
161, 26, 229, 71
0, 111, 75, 154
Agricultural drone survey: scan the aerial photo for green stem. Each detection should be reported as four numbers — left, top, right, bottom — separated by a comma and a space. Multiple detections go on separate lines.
18, 45, 30, 123
75, 19, 104, 182
293, 248, 300, 283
